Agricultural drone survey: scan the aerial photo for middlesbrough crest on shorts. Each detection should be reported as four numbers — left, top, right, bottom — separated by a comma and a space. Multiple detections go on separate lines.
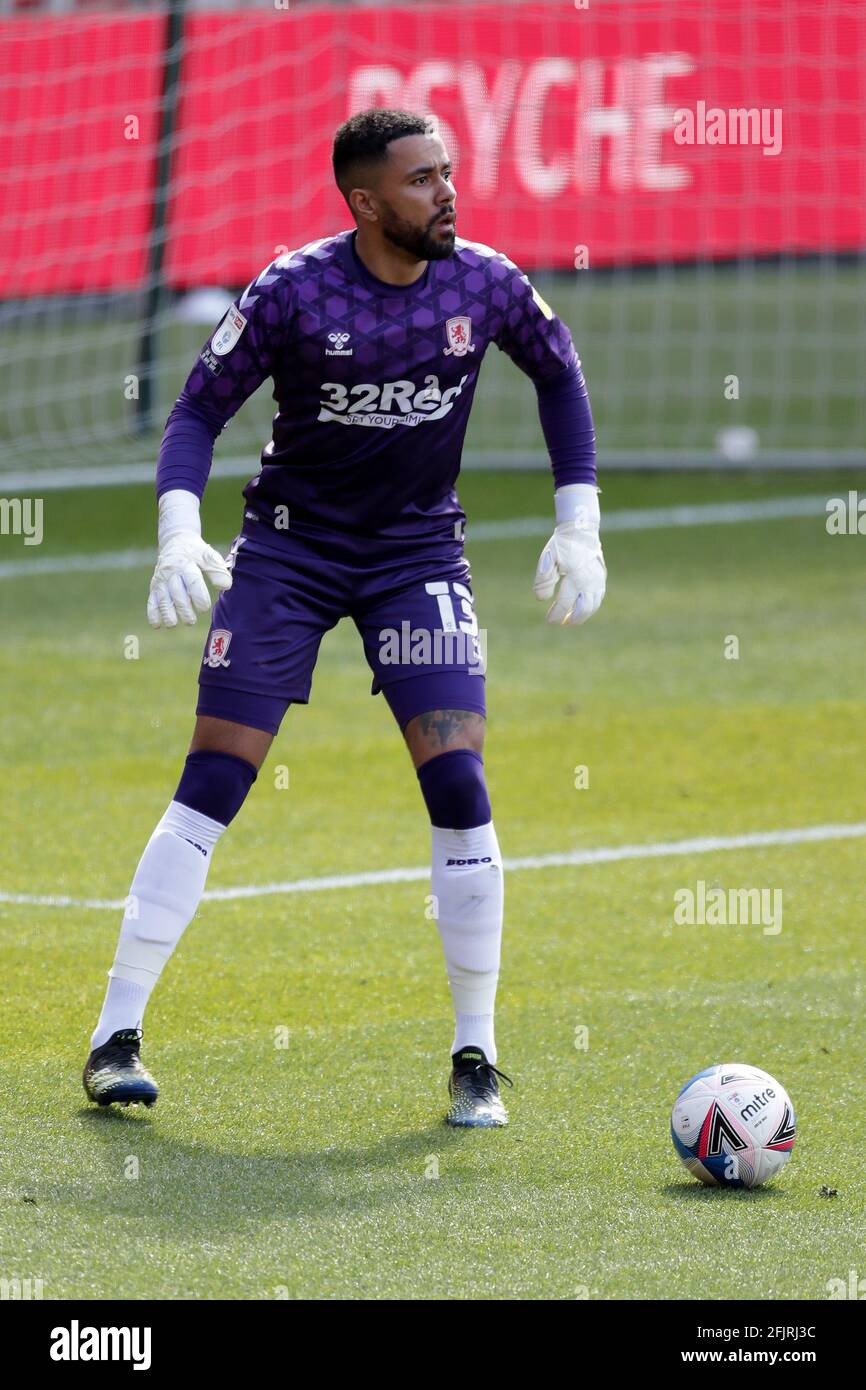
443, 316, 475, 357
203, 628, 232, 669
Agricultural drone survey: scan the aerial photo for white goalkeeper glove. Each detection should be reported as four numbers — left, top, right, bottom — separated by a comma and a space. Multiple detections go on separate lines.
533, 483, 607, 626
146, 489, 233, 629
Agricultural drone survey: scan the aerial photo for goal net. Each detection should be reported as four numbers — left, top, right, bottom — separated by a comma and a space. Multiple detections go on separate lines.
0, 0, 863, 478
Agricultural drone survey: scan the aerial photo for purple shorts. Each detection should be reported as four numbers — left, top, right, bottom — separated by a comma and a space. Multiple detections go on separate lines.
196, 521, 487, 736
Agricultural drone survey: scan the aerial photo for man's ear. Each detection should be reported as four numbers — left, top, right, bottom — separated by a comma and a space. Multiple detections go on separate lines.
350, 188, 379, 226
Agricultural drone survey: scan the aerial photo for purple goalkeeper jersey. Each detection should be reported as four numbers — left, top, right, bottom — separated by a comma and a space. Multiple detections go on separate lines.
163, 229, 584, 550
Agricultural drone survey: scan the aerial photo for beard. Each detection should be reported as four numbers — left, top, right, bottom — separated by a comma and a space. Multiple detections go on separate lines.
380, 205, 455, 261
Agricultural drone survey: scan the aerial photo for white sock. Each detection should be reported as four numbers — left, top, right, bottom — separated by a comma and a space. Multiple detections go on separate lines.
91, 976, 150, 1047
429, 820, 503, 1065
90, 800, 226, 1050
453, 1010, 497, 1062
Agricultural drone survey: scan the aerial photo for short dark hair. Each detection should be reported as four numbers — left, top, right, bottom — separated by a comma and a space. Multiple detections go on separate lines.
332, 108, 430, 204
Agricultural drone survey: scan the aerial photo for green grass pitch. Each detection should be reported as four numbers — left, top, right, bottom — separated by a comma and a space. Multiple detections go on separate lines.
0, 468, 863, 1299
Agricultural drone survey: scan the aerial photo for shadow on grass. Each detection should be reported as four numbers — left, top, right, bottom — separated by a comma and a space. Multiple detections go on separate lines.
661, 1181, 786, 1201
54, 1103, 511, 1238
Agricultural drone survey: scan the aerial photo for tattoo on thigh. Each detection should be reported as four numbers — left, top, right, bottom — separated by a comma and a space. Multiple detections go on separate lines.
415, 708, 485, 751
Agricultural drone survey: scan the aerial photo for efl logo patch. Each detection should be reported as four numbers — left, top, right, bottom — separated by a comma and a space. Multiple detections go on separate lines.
203, 628, 232, 669
211, 308, 247, 357
443, 316, 475, 357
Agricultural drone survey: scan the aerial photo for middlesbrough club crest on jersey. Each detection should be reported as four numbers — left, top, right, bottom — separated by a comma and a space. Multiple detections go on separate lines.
203, 628, 232, 669
443, 316, 475, 357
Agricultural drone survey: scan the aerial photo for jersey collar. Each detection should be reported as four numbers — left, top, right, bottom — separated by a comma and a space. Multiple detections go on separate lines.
339, 228, 434, 298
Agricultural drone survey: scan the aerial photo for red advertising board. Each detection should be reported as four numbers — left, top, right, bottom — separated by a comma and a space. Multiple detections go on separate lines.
1, 2, 863, 293
0, 15, 163, 293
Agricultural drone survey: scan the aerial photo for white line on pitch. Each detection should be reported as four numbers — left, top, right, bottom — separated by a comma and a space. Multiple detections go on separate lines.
472, 495, 828, 538
0, 495, 830, 580
1, 453, 862, 492
0, 546, 155, 580
2, 820, 864, 911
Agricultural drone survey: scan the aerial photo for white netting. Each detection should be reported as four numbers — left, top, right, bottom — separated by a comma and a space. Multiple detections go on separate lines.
0, 0, 863, 475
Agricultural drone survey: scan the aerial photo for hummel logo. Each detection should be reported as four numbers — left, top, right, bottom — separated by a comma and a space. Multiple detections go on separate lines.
326, 331, 352, 356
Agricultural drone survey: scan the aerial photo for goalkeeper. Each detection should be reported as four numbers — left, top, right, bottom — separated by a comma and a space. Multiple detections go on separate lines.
83, 108, 606, 1127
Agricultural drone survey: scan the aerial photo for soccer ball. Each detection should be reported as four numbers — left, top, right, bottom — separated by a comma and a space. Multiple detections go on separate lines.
671, 1063, 796, 1188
